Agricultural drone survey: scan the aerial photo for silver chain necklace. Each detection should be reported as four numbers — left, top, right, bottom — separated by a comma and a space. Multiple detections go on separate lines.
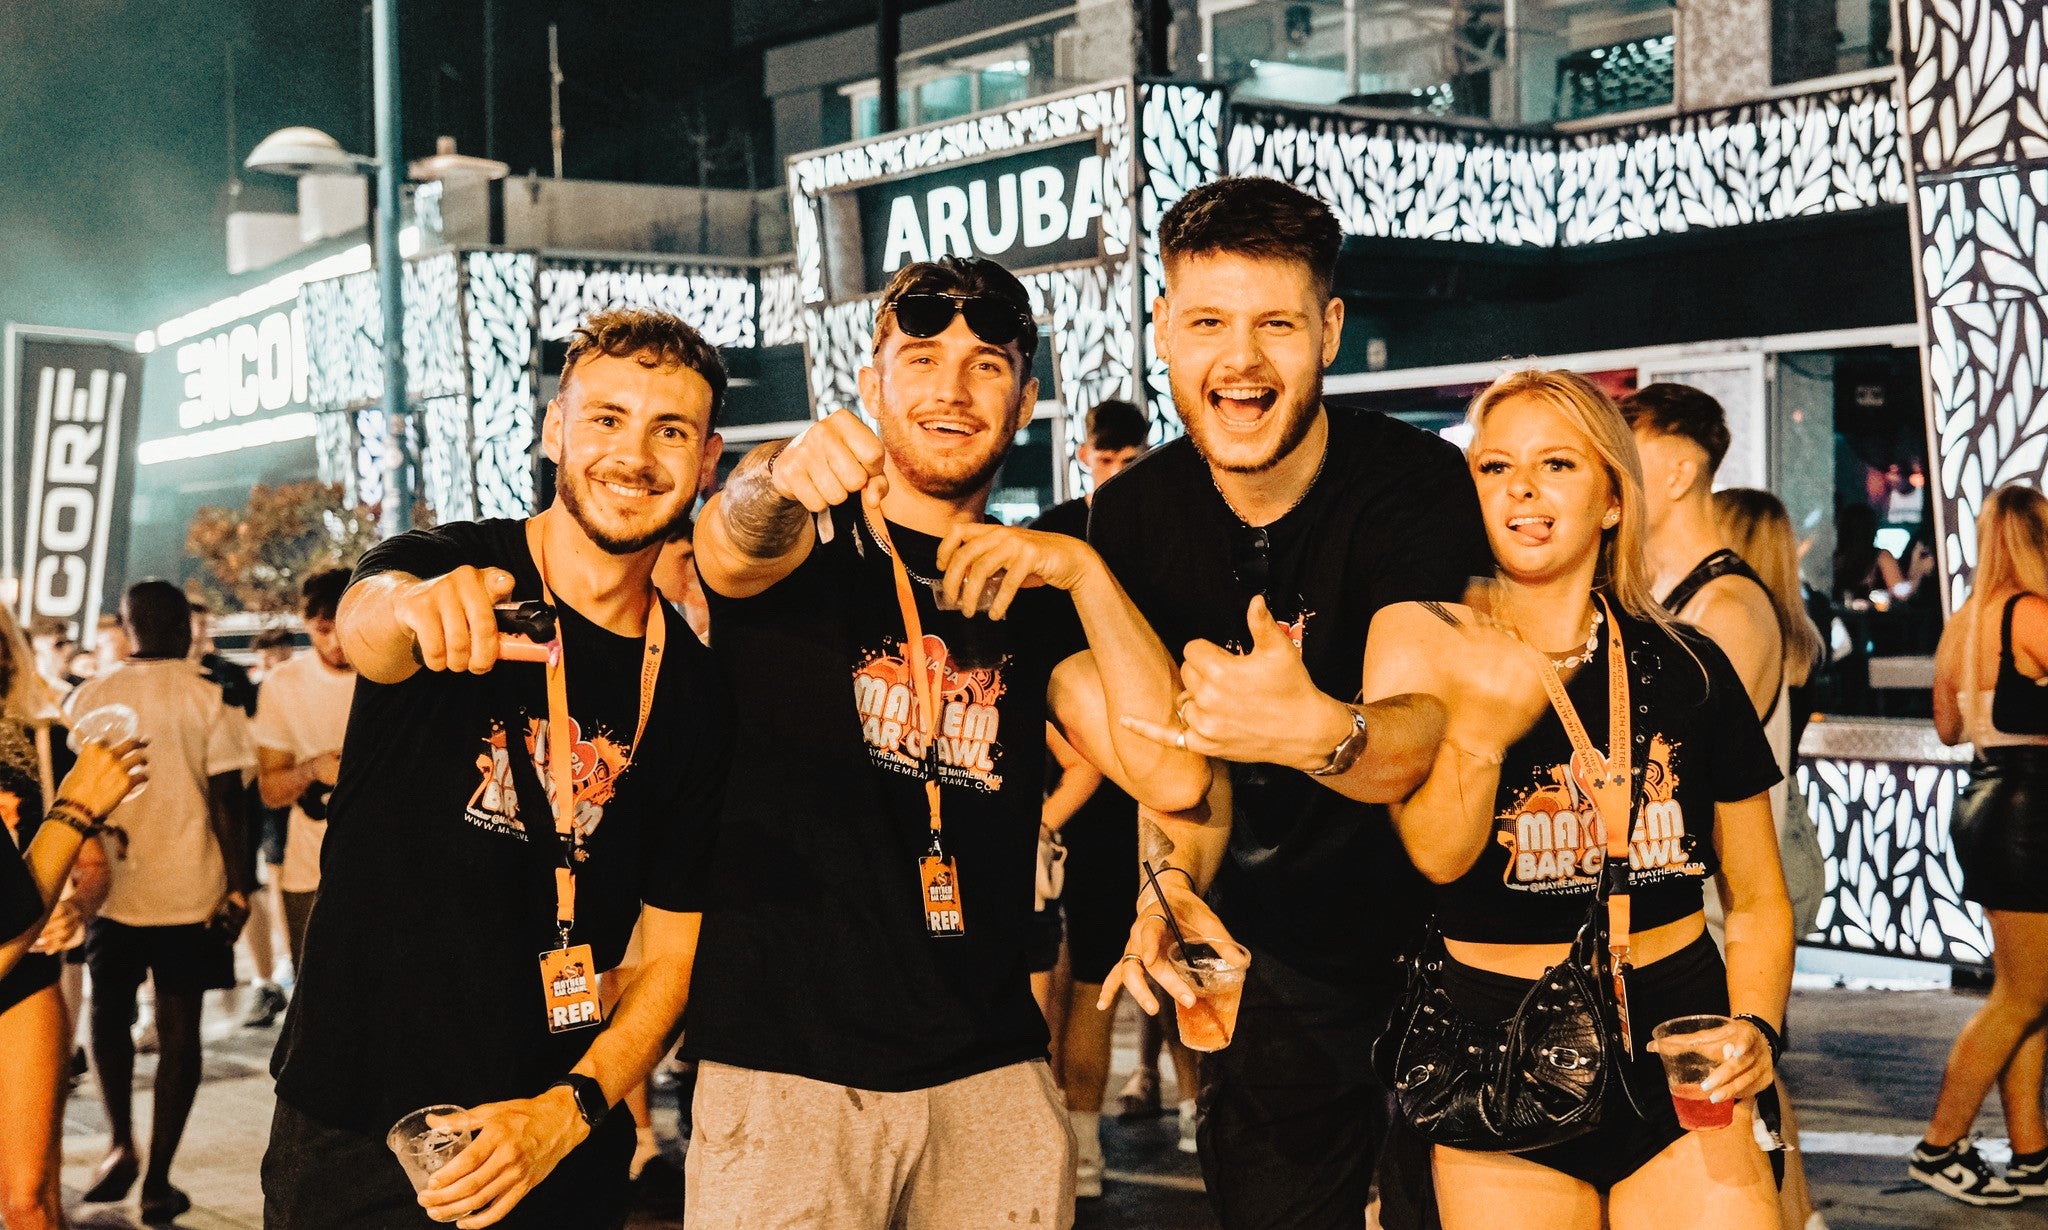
1209, 444, 1327, 527
861, 506, 943, 588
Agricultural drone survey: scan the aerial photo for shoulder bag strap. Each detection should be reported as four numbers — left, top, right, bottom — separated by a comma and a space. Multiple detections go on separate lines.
1530, 598, 1636, 1050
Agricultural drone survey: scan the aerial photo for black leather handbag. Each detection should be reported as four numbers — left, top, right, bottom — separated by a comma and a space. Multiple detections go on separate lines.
1372, 601, 1655, 1153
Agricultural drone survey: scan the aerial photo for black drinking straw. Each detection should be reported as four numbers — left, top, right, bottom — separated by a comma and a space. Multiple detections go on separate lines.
1141, 858, 1205, 989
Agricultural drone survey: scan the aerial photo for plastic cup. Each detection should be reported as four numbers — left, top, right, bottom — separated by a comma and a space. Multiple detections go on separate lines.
73, 704, 146, 801
931, 572, 1006, 615
385, 1105, 474, 1193
1166, 937, 1250, 1053
1652, 1014, 1737, 1131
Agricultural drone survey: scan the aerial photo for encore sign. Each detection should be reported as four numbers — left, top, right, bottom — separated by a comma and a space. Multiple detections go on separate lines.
2, 330, 144, 641
847, 138, 1108, 294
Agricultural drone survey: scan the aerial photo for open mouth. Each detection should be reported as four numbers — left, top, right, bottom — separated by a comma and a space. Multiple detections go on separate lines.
1506, 514, 1556, 545
1208, 386, 1279, 429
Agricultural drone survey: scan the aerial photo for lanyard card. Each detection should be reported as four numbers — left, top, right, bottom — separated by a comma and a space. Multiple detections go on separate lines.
539, 943, 603, 1033
919, 855, 966, 937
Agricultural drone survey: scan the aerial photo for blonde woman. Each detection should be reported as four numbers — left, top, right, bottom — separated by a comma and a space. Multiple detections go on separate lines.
0, 605, 149, 1230
1911, 485, 2048, 1205
1361, 369, 1793, 1230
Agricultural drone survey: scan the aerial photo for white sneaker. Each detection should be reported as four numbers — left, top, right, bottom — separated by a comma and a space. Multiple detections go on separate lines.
1177, 1098, 1199, 1154
1070, 1109, 1104, 1198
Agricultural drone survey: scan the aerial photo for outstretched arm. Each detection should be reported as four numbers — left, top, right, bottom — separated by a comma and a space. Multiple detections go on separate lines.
695, 410, 887, 600
939, 523, 1207, 813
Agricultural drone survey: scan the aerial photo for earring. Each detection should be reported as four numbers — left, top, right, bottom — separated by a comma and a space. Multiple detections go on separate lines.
1601, 509, 1620, 528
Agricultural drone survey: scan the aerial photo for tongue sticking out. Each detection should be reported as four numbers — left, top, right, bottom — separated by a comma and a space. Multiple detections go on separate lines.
1508, 518, 1555, 545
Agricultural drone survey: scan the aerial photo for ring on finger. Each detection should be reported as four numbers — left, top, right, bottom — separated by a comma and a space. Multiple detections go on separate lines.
1175, 729, 1188, 750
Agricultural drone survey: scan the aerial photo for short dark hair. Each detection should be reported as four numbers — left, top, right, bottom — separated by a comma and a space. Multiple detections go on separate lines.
1620, 383, 1731, 477
559, 308, 728, 430
1158, 177, 1344, 300
1085, 399, 1148, 451
251, 627, 295, 654
301, 567, 351, 622
874, 256, 1039, 368
123, 580, 193, 659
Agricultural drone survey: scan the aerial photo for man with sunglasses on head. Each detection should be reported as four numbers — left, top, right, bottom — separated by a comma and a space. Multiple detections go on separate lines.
685, 255, 1209, 1229
1090, 177, 1492, 1230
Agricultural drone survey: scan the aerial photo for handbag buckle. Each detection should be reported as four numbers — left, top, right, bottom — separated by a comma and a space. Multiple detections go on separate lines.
1542, 1046, 1588, 1070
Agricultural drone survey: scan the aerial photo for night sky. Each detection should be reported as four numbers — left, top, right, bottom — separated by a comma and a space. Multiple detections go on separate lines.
0, 0, 764, 338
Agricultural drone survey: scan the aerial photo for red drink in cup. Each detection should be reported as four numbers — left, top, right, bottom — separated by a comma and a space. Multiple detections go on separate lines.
1166, 938, 1250, 1052
1651, 1015, 1741, 1131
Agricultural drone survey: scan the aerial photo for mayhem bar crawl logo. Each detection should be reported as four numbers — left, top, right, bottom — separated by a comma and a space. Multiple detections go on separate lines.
852, 632, 1008, 793
3, 329, 144, 641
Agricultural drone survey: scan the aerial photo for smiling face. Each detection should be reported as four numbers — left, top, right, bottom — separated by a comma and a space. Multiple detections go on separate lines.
544, 351, 722, 556
859, 313, 1037, 501
1155, 251, 1342, 475
1471, 393, 1622, 588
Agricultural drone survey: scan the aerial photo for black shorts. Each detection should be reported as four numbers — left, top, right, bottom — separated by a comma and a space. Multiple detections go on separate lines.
1026, 902, 1063, 974
1955, 747, 2048, 912
264, 1096, 632, 1230
86, 918, 236, 996
1437, 929, 1729, 1192
0, 951, 61, 1016
1060, 791, 1138, 984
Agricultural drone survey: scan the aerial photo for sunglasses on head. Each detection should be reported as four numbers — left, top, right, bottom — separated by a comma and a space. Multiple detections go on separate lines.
887, 293, 1036, 356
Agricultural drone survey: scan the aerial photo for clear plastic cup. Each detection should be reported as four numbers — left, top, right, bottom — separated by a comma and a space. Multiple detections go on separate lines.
73, 704, 146, 801
1166, 937, 1250, 1052
385, 1105, 473, 1193
1652, 1014, 1737, 1131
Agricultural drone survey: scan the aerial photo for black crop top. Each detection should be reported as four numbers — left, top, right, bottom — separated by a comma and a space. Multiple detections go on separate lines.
1435, 606, 1783, 944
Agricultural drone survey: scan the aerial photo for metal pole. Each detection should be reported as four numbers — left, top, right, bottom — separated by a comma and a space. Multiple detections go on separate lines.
877, 0, 900, 132
482, 0, 496, 159
548, 22, 565, 177
373, 0, 412, 535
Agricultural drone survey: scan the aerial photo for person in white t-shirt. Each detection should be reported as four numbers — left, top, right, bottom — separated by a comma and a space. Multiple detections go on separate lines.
69, 580, 257, 1225
253, 569, 355, 969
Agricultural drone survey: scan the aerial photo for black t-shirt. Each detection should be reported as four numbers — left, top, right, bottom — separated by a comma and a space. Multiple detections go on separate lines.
271, 519, 730, 1134
1437, 608, 1782, 943
0, 726, 42, 943
684, 503, 1086, 1092
1089, 407, 1493, 991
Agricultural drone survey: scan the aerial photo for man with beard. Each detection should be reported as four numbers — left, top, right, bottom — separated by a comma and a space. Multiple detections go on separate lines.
683, 256, 1208, 1228
263, 309, 731, 1230
1092, 177, 1493, 1230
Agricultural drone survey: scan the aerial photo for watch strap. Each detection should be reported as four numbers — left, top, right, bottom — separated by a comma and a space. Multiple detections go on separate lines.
1306, 706, 1369, 777
548, 1072, 609, 1129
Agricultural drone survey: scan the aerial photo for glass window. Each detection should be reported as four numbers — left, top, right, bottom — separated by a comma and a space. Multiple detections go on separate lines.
978, 60, 1033, 110
1773, 0, 1894, 84
987, 416, 1058, 524
850, 88, 914, 139
1212, 0, 1352, 106
1347, 0, 1502, 119
918, 74, 974, 124
1511, 0, 1674, 121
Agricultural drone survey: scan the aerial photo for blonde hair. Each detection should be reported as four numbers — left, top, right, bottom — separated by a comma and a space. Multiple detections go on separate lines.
1965, 485, 2048, 610
1713, 488, 1825, 688
1467, 369, 1673, 629
0, 605, 62, 728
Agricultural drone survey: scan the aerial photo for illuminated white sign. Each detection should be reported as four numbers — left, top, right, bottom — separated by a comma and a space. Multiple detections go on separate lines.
21, 363, 128, 625
853, 140, 1108, 285
175, 307, 309, 430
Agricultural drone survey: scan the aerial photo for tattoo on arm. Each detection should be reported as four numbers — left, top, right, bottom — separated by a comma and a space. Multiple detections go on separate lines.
1140, 817, 1176, 862
721, 443, 809, 561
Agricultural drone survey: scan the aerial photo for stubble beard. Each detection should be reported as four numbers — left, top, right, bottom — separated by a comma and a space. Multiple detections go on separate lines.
1174, 369, 1324, 476
557, 467, 685, 556
878, 401, 1024, 503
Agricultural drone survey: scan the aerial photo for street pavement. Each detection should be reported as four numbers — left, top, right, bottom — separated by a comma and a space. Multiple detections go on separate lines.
51, 970, 2048, 1228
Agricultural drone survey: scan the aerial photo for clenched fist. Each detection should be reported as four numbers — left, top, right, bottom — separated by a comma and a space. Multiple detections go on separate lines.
770, 409, 888, 513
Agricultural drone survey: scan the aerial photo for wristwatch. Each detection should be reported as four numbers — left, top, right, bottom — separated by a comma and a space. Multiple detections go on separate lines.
547, 1073, 610, 1130
1307, 706, 1370, 777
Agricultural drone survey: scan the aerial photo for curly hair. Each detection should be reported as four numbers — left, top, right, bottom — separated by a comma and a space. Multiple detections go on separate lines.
559, 308, 728, 429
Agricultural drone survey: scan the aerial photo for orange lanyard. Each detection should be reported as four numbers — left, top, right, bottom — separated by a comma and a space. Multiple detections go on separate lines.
865, 510, 945, 841
535, 541, 667, 948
